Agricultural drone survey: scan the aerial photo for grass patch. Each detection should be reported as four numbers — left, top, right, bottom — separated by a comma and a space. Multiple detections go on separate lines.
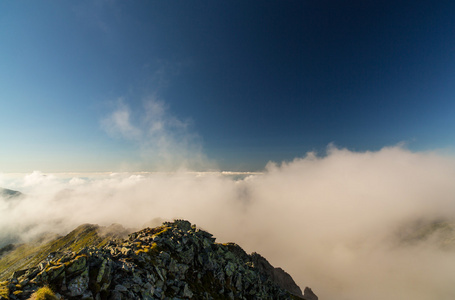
28, 286, 57, 300
148, 226, 171, 237
0, 281, 9, 300
134, 242, 161, 259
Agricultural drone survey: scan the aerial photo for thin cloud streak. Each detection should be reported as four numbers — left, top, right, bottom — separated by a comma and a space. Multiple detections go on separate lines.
101, 100, 141, 140
101, 98, 214, 171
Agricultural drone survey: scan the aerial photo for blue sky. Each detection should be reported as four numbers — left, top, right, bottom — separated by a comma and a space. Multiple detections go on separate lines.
1, 0, 455, 172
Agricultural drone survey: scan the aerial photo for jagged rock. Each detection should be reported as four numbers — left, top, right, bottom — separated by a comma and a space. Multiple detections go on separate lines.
0, 220, 316, 300
68, 268, 89, 296
47, 265, 65, 281
67, 255, 87, 274
251, 252, 303, 297
303, 287, 319, 300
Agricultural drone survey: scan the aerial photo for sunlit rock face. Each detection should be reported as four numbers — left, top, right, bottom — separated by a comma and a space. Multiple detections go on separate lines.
0, 220, 314, 300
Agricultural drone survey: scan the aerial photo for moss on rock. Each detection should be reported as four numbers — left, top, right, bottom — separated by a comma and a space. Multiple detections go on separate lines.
27, 286, 56, 300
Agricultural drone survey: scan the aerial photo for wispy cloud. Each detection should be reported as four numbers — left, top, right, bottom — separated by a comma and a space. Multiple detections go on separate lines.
72, 0, 122, 36
101, 97, 213, 170
101, 100, 142, 140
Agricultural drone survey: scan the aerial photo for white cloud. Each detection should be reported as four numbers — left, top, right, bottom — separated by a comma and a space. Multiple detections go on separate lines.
69, 177, 86, 186
101, 97, 214, 171
101, 100, 142, 140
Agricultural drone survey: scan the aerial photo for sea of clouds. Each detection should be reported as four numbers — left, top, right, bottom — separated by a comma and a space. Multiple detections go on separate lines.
1, 146, 455, 300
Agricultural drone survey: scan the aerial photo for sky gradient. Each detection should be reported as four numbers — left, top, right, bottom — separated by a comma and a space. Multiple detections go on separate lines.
1, 0, 455, 172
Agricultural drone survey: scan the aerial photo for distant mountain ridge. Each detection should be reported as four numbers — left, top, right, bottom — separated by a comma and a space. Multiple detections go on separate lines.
394, 218, 455, 250
0, 220, 317, 300
0, 188, 22, 200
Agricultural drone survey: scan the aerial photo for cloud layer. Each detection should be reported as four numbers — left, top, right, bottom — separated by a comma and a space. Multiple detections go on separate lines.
1, 146, 455, 300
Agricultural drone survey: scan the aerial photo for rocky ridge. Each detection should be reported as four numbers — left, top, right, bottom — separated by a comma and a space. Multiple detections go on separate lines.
0, 220, 317, 300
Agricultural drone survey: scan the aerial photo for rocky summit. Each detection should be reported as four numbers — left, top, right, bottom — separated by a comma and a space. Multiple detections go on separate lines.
0, 220, 317, 300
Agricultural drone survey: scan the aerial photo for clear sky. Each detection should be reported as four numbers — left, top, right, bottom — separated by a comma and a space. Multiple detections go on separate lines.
1, 0, 455, 172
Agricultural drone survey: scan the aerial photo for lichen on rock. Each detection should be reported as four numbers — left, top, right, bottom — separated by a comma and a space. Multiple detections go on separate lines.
0, 220, 314, 300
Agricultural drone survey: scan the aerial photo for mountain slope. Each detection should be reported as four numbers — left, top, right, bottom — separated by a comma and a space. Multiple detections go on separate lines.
0, 220, 315, 300
394, 219, 455, 250
0, 224, 129, 282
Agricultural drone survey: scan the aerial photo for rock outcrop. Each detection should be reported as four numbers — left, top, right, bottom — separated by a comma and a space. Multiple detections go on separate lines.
302, 287, 318, 300
0, 220, 315, 300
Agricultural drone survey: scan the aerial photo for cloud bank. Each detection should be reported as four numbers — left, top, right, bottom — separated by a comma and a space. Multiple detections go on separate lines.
1, 146, 455, 300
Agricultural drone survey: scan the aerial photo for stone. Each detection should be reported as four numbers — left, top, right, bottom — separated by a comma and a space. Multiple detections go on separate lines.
175, 263, 189, 276
96, 259, 109, 283
153, 286, 162, 298
225, 262, 236, 277
18, 278, 29, 288
182, 284, 193, 298
48, 265, 65, 281
235, 274, 242, 291
180, 248, 194, 264
168, 258, 177, 273
67, 255, 87, 273
114, 284, 128, 292
68, 268, 89, 297
154, 266, 164, 281
81, 291, 94, 300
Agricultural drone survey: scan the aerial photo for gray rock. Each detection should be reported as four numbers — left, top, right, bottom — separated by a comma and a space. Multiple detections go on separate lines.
114, 284, 128, 292
68, 268, 89, 297
108, 291, 123, 300
225, 262, 236, 277
67, 255, 87, 274
303, 287, 318, 300
182, 284, 193, 298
